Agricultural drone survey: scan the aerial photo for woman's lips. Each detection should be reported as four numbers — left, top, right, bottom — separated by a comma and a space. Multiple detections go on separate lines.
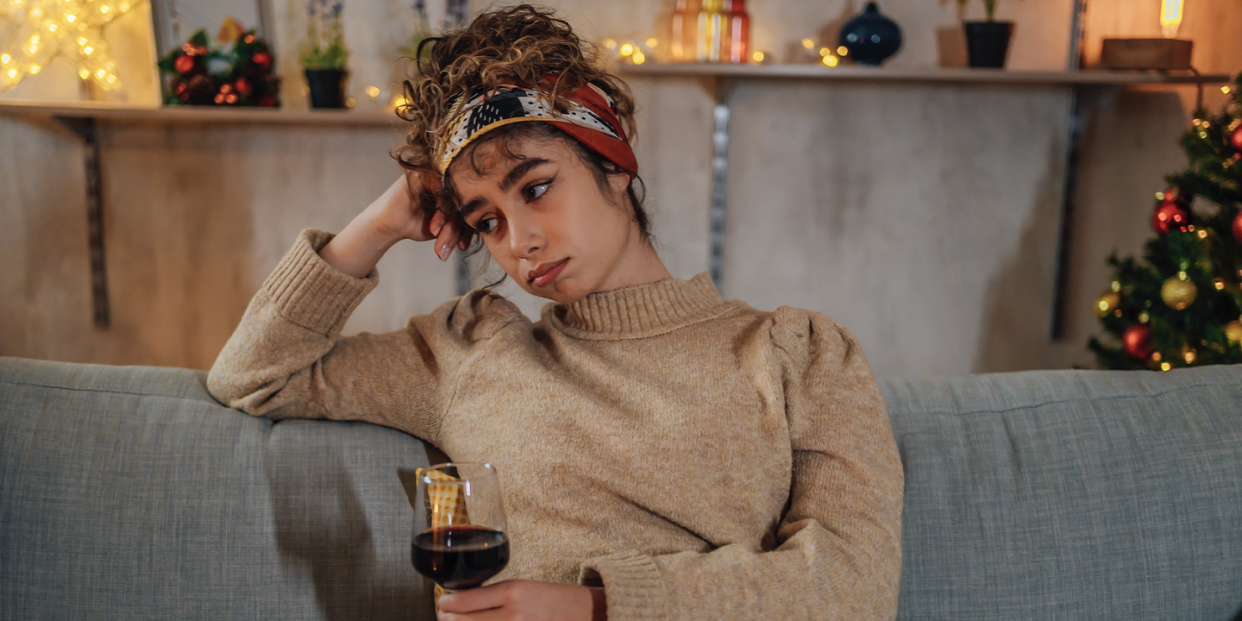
528, 258, 569, 288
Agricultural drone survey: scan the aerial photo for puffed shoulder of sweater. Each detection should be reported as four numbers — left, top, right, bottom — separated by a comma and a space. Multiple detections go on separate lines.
412, 288, 532, 344
766, 306, 862, 365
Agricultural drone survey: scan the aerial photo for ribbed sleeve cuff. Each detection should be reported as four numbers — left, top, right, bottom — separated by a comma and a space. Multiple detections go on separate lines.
579, 552, 671, 621
261, 229, 378, 335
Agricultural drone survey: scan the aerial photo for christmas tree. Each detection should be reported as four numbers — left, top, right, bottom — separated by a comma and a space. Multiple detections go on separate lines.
1089, 71, 1242, 371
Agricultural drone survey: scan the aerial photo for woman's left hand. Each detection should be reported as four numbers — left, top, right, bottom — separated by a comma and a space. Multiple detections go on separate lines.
436, 580, 606, 621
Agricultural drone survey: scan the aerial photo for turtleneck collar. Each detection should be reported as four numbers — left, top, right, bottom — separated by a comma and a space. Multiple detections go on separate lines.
546, 272, 737, 340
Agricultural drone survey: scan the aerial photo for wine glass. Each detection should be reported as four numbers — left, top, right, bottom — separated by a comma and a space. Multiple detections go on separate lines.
411, 462, 509, 591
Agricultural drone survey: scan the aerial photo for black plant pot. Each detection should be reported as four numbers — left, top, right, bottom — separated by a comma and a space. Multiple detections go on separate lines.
305, 69, 347, 109
964, 21, 1014, 68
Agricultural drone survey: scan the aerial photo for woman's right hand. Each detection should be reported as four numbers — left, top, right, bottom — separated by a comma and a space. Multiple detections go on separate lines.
320, 172, 473, 278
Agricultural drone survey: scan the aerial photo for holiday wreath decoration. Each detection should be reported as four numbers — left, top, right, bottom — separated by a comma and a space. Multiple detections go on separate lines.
157, 26, 280, 107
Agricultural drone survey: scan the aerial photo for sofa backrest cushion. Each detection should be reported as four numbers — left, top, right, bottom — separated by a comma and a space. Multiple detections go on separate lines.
882, 364, 1242, 621
0, 357, 435, 621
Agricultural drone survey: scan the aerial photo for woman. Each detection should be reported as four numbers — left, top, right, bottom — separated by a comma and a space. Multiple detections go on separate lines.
208, 5, 903, 620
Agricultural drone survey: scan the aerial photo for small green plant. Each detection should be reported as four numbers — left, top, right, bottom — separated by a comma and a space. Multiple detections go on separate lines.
399, 0, 434, 61
300, 0, 348, 70
956, 0, 1003, 21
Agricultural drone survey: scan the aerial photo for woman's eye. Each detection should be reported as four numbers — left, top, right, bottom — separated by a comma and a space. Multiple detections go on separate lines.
473, 217, 499, 234
526, 182, 550, 201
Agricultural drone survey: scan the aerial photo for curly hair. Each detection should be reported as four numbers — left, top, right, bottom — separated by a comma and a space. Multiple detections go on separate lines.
392, 4, 650, 240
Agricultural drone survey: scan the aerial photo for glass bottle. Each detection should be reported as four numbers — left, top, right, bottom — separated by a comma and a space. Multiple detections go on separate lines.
724, 0, 750, 63
695, 0, 726, 62
669, 0, 698, 62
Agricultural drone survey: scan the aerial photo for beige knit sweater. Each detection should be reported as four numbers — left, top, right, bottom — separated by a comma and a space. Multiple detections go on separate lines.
208, 229, 904, 621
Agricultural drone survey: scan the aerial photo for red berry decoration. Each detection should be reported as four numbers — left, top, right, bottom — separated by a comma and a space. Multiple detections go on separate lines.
252, 51, 271, 68
174, 55, 194, 74
1233, 210, 1242, 243
234, 77, 252, 95
1122, 324, 1152, 360
1152, 200, 1190, 235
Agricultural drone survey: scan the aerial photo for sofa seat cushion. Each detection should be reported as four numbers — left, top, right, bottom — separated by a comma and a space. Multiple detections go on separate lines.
882, 364, 1242, 621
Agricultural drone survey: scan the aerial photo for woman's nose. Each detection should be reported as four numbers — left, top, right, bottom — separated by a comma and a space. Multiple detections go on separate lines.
507, 213, 544, 258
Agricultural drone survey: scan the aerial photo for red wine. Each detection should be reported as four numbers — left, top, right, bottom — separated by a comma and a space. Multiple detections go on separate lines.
412, 525, 510, 590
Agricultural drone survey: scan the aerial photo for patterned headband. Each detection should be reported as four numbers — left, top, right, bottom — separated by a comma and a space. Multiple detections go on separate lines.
435, 80, 638, 177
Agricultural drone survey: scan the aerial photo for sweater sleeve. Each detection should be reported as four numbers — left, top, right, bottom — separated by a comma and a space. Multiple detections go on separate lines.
206, 229, 522, 445
579, 309, 903, 621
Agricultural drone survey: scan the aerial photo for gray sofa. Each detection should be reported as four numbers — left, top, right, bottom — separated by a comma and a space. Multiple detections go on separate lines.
2, 356, 1240, 620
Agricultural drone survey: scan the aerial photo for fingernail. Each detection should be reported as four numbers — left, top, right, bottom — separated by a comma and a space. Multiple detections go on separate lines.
437, 242, 452, 262
430, 221, 443, 237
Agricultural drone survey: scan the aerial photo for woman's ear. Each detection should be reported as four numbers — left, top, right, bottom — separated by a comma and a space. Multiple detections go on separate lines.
607, 172, 631, 204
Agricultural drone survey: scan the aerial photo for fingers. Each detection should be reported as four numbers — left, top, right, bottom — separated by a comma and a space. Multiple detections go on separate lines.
435, 217, 472, 262
436, 582, 511, 614
429, 210, 445, 238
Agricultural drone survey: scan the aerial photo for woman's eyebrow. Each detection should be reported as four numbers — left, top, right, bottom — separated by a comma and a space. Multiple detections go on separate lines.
459, 157, 553, 221
500, 157, 551, 192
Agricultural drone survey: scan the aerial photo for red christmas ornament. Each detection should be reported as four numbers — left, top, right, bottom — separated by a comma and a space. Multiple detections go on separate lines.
1230, 125, 1242, 153
1233, 210, 1242, 243
234, 77, 252, 95
1152, 201, 1190, 234
174, 55, 194, 74
252, 51, 271, 68
1122, 324, 1152, 360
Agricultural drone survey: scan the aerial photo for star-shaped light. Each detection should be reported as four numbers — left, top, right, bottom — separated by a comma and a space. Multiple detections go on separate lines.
1, 0, 139, 93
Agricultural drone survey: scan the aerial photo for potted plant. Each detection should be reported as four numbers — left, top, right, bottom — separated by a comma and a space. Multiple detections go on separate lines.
300, 0, 349, 108
959, 0, 1014, 68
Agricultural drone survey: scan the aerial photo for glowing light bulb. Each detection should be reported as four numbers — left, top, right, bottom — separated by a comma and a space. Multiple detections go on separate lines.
95, 69, 105, 78
1224, 86, 1233, 94
99, 4, 110, 13
1160, 0, 1183, 38
366, 85, 380, 97
837, 46, 849, 56
1160, 362, 1172, 371
801, 38, 814, 50
0, 54, 9, 65
602, 38, 617, 50
105, 74, 116, 84
83, 46, 93, 55
28, 64, 41, 74
632, 50, 646, 64
752, 51, 765, 62
6, 69, 17, 79
66, 13, 75, 22
822, 55, 839, 67
46, 22, 57, 31
646, 38, 658, 48
619, 43, 634, 56
818, 47, 831, 56
79, 68, 89, 79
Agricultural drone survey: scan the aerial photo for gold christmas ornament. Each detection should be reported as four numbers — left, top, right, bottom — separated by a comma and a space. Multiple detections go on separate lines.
1160, 273, 1197, 310
1094, 290, 1121, 318
0, 0, 137, 92
1226, 320, 1242, 344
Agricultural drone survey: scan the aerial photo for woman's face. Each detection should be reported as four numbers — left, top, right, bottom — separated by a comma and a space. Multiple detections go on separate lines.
448, 133, 647, 304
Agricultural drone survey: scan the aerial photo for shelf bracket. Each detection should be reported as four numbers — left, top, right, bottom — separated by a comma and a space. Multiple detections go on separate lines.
1050, 83, 1116, 341
53, 116, 111, 329
702, 76, 737, 290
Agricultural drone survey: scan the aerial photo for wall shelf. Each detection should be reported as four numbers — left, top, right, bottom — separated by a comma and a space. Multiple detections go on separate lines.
619, 63, 1230, 87
0, 99, 400, 126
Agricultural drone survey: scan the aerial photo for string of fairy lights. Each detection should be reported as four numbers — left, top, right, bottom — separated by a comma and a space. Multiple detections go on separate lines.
0, 0, 138, 92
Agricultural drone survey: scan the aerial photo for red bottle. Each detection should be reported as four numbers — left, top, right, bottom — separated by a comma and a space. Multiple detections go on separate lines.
724, 0, 751, 63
